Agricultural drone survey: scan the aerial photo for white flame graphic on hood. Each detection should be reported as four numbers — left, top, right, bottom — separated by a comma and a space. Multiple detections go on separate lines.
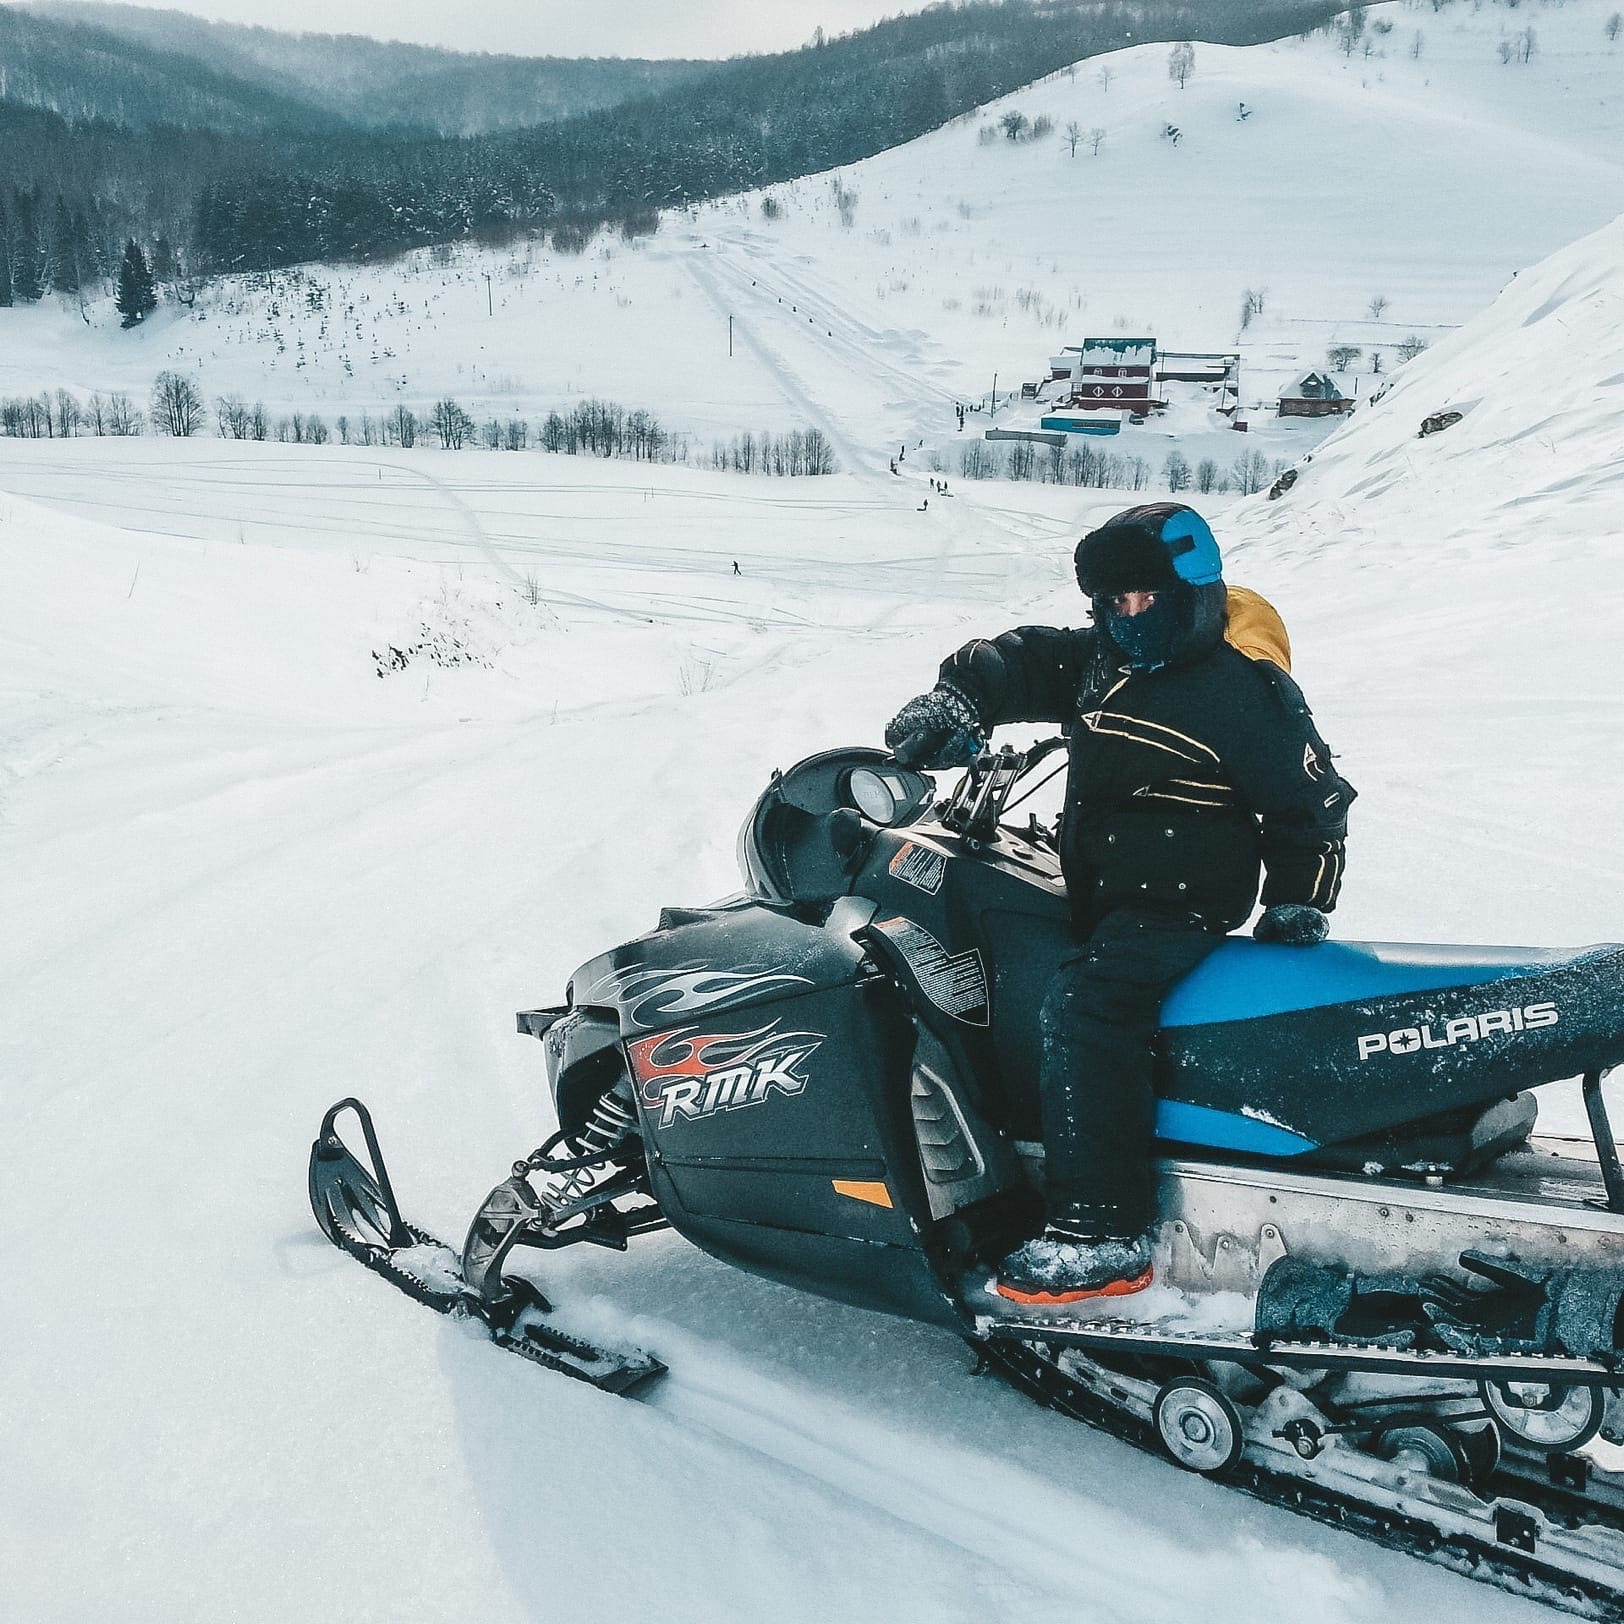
589, 964, 815, 1031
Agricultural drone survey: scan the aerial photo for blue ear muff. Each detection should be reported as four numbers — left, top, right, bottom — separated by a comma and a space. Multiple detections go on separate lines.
1159, 508, 1223, 586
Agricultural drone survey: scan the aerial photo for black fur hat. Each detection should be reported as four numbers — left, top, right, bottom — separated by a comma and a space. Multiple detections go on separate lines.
1074, 515, 1179, 598
1075, 502, 1225, 599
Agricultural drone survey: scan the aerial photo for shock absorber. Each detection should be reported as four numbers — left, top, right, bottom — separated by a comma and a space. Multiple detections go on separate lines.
537, 1082, 639, 1208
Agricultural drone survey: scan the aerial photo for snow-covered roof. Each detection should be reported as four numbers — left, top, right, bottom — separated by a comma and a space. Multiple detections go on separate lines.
1283, 371, 1346, 400
1078, 337, 1157, 367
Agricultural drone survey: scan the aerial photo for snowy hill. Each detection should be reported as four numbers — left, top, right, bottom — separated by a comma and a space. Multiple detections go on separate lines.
4, 0, 1624, 485
6, 7, 1624, 1621
6, 185, 1624, 1621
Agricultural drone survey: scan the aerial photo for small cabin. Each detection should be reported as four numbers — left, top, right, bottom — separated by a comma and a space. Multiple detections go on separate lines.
1278, 372, 1355, 418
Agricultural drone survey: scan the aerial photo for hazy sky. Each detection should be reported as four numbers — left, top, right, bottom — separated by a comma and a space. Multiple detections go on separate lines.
64, 0, 913, 58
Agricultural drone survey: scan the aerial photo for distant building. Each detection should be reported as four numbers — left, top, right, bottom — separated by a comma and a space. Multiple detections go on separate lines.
1039, 411, 1121, 437
1278, 371, 1355, 418
1050, 338, 1162, 412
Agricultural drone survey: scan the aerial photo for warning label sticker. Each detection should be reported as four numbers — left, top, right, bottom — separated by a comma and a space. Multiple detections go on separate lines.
871, 916, 989, 1026
888, 841, 947, 896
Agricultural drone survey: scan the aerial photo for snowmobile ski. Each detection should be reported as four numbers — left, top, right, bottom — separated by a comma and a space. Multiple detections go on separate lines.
308, 1098, 664, 1395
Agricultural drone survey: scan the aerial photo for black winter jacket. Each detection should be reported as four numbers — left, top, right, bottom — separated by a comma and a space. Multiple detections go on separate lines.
940, 625, 1354, 932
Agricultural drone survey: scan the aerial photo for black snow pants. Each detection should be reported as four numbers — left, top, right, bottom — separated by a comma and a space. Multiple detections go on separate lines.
1039, 906, 1225, 1239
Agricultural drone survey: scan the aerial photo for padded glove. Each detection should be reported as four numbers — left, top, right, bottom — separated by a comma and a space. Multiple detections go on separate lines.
884, 683, 985, 769
1253, 903, 1329, 946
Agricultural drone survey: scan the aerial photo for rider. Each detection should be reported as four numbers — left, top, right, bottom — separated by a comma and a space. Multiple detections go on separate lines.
884, 503, 1354, 1304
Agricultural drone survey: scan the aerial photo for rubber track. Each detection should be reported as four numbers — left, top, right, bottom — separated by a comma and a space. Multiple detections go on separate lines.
970, 1337, 1624, 1621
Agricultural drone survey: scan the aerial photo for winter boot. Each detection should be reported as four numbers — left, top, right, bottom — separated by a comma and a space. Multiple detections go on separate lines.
994, 1228, 1154, 1306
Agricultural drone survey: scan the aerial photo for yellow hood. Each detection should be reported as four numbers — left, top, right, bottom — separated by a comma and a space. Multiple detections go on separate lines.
1225, 584, 1291, 671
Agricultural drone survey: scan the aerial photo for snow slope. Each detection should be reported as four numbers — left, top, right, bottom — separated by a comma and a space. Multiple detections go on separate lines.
3, 0, 1623, 480
7, 195, 1624, 1622
5, 10, 1624, 1622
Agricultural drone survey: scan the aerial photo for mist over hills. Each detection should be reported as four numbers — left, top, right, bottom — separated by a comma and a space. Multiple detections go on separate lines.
19, 2, 710, 134
0, 4, 347, 131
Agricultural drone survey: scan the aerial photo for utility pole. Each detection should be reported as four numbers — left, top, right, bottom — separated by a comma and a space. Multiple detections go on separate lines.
483, 273, 493, 316
991, 372, 998, 412
729, 315, 734, 357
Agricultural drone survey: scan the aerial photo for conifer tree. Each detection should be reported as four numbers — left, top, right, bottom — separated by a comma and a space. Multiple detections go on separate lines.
0, 197, 13, 309
49, 197, 80, 294
11, 191, 44, 302
114, 239, 157, 327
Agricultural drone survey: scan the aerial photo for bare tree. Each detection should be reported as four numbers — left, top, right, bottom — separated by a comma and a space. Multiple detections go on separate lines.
1608, 13, 1623, 44
1327, 344, 1362, 372
1196, 458, 1218, 495
1001, 110, 1030, 142
107, 393, 141, 436
1516, 26, 1537, 63
1367, 293, 1390, 320
1410, 30, 1425, 58
1164, 451, 1192, 493
150, 371, 204, 437
1168, 41, 1196, 89
1240, 287, 1267, 330
432, 398, 474, 449
388, 405, 418, 448
1065, 120, 1083, 157
1089, 126, 1106, 156
1097, 62, 1114, 92
1231, 449, 1269, 497
52, 389, 81, 438
1395, 335, 1428, 363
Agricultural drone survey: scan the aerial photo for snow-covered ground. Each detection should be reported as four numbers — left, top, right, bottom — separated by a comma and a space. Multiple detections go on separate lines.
6, 6, 1624, 1621
4, 0, 1623, 484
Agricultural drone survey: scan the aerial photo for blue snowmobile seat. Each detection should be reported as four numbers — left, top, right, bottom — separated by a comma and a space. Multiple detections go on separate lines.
1150, 940, 1624, 1161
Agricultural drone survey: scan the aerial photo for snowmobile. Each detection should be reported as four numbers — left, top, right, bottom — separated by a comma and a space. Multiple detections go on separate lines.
311, 738, 1624, 1614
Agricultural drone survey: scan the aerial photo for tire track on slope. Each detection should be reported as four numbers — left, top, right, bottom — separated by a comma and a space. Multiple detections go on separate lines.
680, 247, 876, 478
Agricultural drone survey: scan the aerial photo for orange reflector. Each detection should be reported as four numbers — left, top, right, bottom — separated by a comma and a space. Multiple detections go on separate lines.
831, 1179, 893, 1209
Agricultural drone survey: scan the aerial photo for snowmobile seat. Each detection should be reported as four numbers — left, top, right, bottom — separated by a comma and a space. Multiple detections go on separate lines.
1149, 940, 1624, 1161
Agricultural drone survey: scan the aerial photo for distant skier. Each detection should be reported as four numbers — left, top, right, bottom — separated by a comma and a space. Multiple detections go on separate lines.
732, 561, 742, 576
918, 498, 929, 512
884, 504, 1354, 1305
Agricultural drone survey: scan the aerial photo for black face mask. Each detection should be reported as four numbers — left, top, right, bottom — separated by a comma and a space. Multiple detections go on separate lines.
1101, 592, 1181, 669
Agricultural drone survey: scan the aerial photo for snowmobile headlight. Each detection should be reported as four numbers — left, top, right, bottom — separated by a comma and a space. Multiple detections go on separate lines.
847, 765, 930, 827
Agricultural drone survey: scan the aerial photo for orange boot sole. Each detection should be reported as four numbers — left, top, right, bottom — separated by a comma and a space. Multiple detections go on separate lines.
994, 1265, 1155, 1306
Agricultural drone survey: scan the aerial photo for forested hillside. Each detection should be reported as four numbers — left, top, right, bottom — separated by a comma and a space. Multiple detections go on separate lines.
2, 0, 1342, 291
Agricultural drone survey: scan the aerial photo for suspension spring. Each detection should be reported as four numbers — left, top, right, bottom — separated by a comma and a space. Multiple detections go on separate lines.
537, 1087, 639, 1207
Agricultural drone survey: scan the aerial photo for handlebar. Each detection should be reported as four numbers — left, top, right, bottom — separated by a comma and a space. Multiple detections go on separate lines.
937, 735, 1068, 843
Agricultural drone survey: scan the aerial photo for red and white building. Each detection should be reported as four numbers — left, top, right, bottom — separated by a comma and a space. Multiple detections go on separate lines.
1049, 337, 1162, 412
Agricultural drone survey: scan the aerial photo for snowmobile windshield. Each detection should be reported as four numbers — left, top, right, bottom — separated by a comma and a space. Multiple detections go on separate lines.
737, 748, 934, 907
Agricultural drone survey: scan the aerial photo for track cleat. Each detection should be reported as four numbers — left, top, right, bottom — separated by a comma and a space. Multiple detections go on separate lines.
994, 1230, 1155, 1306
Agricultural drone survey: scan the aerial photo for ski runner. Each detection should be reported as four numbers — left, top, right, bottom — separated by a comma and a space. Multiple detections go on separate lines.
884, 503, 1355, 1305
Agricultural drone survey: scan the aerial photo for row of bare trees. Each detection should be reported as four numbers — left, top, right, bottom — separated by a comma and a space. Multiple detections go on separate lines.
957, 438, 1282, 496
709, 428, 838, 477
1, 377, 837, 475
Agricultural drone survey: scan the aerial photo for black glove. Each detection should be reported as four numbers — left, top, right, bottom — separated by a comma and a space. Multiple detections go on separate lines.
1253, 903, 1329, 946
884, 683, 985, 769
